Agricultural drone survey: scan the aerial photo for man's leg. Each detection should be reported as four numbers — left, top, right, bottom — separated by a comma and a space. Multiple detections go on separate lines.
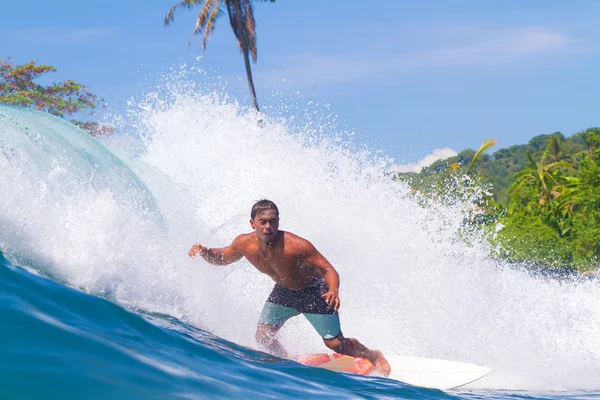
256, 302, 299, 358
256, 324, 287, 358
323, 334, 391, 377
304, 312, 391, 377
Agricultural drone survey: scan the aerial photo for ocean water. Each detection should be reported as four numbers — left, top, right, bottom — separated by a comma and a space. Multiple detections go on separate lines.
1, 74, 600, 399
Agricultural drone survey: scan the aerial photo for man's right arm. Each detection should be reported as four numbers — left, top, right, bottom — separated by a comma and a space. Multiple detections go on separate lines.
188, 235, 245, 266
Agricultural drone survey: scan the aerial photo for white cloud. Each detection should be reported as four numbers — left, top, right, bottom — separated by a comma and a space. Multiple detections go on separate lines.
15, 27, 118, 43
412, 27, 570, 68
266, 26, 573, 85
389, 147, 458, 173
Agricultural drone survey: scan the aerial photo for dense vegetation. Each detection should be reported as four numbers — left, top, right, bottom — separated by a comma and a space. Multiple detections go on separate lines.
395, 129, 600, 272
0, 58, 112, 137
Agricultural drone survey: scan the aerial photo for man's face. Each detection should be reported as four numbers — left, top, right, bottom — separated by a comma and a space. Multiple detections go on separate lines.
250, 209, 280, 242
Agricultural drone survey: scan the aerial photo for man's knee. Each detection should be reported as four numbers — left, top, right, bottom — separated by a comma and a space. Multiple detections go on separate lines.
323, 335, 345, 352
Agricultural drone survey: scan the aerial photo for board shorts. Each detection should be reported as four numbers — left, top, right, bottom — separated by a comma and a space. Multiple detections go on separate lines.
258, 278, 342, 340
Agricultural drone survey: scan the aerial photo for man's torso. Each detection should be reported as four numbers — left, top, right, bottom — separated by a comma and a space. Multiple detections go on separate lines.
239, 231, 322, 290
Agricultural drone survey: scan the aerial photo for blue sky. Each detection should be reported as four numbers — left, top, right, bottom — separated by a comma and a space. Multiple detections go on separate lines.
2, 0, 600, 165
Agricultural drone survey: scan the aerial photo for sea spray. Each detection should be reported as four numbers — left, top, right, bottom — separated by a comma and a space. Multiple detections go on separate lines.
1, 65, 600, 391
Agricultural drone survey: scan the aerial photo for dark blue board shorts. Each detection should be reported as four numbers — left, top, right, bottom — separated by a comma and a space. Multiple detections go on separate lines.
258, 278, 342, 340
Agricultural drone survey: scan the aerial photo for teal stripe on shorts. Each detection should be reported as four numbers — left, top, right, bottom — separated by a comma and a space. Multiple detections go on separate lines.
303, 313, 341, 340
258, 302, 341, 340
258, 302, 299, 327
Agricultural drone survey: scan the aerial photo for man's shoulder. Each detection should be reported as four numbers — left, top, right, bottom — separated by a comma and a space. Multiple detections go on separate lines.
283, 231, 313, 251
232, 232, 254, 248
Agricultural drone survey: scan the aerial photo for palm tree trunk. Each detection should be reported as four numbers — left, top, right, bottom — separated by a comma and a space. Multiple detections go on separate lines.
243, 47, 260, 112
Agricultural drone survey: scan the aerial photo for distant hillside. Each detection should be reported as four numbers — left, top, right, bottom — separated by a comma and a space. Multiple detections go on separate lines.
413, 130, 592, 204
393, 128, 600, 271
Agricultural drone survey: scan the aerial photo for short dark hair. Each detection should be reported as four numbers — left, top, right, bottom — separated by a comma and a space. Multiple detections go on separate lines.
251, 199, 279, 219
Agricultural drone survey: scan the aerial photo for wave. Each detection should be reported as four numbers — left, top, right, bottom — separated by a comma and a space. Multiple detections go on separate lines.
0, 251, 453, 399
1, 67, 600, 393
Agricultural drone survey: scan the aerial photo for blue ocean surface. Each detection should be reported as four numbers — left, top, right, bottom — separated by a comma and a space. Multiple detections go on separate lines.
0, 252, 427, 399
2, 92, 600, 400
0, 252, 594, 400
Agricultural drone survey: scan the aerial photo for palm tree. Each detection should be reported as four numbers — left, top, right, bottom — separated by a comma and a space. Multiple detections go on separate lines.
540, 175, 580, 237
583, 128, 600, 155
164, 0, 273, 111
546, 134, 562, 163
507, 139, 573, 214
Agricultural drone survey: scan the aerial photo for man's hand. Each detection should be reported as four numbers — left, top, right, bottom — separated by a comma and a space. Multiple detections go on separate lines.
322, 289, 340, 311
188, 244, 207, 258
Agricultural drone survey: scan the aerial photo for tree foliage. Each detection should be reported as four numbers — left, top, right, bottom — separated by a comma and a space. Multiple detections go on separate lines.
0, 58, 111, 136
396, 129, 600, 272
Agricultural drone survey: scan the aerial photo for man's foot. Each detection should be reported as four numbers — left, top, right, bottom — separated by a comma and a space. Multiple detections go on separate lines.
370, 351, 391, 377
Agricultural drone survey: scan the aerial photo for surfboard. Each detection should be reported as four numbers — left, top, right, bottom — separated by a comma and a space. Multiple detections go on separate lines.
297, 353, 492, 390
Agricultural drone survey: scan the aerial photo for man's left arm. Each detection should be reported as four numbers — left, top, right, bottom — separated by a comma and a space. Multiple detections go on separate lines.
300, 240, 341, 311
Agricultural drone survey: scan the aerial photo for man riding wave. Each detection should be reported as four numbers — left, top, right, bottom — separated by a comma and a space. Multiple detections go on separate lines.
188, 199, 391, 376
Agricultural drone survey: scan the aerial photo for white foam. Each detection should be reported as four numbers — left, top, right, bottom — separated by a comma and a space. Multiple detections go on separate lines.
1, 66, 599, 391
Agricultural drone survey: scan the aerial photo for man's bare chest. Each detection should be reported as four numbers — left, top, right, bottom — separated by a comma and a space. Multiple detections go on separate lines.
245, 251, 297, 273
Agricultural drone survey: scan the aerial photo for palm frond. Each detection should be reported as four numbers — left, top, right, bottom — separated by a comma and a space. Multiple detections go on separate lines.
198, 1, 222, 49
187, 0, 219, 47
541, 170, 557, 188
164, 0, 202, 26
242, 0, 257, 61
525, 151, 537, 171
225, 0, 257, 59
466, 138, 496, 174
546, 160, 574, 171
508, 174, 532, 195
226, 0, 240, 47
540, 136, 555, 167
507, 176, 533, 214
561, 176, 580, 187
548, 134, 561, 162
512, 168, 533, 180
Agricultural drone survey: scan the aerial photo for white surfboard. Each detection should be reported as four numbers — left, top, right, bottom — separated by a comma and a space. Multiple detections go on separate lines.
298, 353, 491, 390
383, 354, 491, 390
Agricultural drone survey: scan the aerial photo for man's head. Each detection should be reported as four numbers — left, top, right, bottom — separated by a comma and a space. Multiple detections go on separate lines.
250, 199, 279, 242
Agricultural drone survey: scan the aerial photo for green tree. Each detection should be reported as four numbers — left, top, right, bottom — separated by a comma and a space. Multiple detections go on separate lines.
528, 133, 556, 152
164, 0, 273, 112
507, 139, 572, 215
457, 149, 476, 166
582, 128, 600, 154
571, 148, 600, 268
396, 126, 600, 271
1, 58, 100, 113
0, 58, 111, 137
546, 134, 563, 163
490, 211, 575, 268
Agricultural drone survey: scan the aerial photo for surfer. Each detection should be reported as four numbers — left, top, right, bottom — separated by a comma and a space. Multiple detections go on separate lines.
188, 199, 391, 377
